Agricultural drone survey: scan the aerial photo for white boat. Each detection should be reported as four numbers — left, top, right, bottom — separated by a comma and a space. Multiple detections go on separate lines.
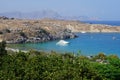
56, 40, 69, 46
81, 31, 86, 33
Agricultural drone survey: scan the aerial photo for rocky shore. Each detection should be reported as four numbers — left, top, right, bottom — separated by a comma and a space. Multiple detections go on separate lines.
0, 16, 120, 43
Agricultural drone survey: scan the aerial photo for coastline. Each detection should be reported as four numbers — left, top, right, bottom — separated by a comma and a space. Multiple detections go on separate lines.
6, 47, 28, 53
0, 17, 120, 44
6, 32, 120, 57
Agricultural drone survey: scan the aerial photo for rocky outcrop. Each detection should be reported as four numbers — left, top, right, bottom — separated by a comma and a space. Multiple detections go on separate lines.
0, 18, 77, 43
0, 17, 120, 43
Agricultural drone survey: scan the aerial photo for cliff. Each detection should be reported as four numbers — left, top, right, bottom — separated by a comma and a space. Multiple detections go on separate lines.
0, 17, 120, 43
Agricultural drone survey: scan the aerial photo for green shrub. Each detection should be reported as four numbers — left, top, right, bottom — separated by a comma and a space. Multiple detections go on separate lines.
0, 41, 7, 56
0, 50, 120, 80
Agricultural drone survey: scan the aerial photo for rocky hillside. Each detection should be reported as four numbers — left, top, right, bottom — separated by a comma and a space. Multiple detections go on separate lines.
0, 16, 120, 43
0, 17, 77, 43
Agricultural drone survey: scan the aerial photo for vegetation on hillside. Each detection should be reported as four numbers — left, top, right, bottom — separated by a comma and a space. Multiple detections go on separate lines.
0, 41, 120, 80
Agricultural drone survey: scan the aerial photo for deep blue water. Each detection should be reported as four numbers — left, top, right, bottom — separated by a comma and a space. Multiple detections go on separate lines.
8, 21, 120, 56
82, 21, 120, 26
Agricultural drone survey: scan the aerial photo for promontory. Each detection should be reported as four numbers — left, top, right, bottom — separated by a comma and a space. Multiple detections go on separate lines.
0, 16, 120, 43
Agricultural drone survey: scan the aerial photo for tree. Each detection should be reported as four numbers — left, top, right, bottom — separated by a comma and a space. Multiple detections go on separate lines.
0, 41, 7, 56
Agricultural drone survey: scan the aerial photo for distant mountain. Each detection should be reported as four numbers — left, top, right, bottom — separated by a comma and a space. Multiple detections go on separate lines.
59, 16, 99, 21
0, 10, 61, 19
0, 10, 100, 21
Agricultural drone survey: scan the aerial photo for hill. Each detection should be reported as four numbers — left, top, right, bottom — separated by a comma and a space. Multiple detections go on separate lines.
0, 16, 120, 43
0, 11, 99, 21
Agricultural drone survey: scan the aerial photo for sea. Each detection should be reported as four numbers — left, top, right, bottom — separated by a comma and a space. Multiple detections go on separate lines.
8, 21, 120, 56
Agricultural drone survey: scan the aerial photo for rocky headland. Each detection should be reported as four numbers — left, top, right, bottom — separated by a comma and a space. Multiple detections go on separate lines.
0, 16, 120, 43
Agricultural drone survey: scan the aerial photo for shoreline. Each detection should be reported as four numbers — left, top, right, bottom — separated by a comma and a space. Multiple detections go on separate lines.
5, 32, 120, 57
6, 47, 28, 53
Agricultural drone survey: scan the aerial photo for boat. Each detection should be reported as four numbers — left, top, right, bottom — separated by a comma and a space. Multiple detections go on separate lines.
81, 31, 86, 33
56, 40, 69, 46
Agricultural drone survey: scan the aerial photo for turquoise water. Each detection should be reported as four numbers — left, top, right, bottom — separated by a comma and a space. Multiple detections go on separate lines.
8, 33, 120, 56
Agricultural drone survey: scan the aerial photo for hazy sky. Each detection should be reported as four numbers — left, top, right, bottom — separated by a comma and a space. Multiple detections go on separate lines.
0, 0, 120, 20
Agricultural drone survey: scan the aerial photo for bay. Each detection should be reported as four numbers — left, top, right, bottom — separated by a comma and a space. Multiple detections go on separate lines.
8, 33, 120, 56
8, 21, 120, 56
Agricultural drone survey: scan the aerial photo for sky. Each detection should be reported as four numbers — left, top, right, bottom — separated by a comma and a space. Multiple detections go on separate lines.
0, 0, 120, 20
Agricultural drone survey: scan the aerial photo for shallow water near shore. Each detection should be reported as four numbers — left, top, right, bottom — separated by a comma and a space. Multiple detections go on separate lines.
8, 33, 120, 56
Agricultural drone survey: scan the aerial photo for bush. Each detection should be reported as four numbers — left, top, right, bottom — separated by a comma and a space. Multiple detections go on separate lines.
0, 31, 3, 34
0, 41, 7, 56
0, 51, 120, 80
19, 32, 26, 37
